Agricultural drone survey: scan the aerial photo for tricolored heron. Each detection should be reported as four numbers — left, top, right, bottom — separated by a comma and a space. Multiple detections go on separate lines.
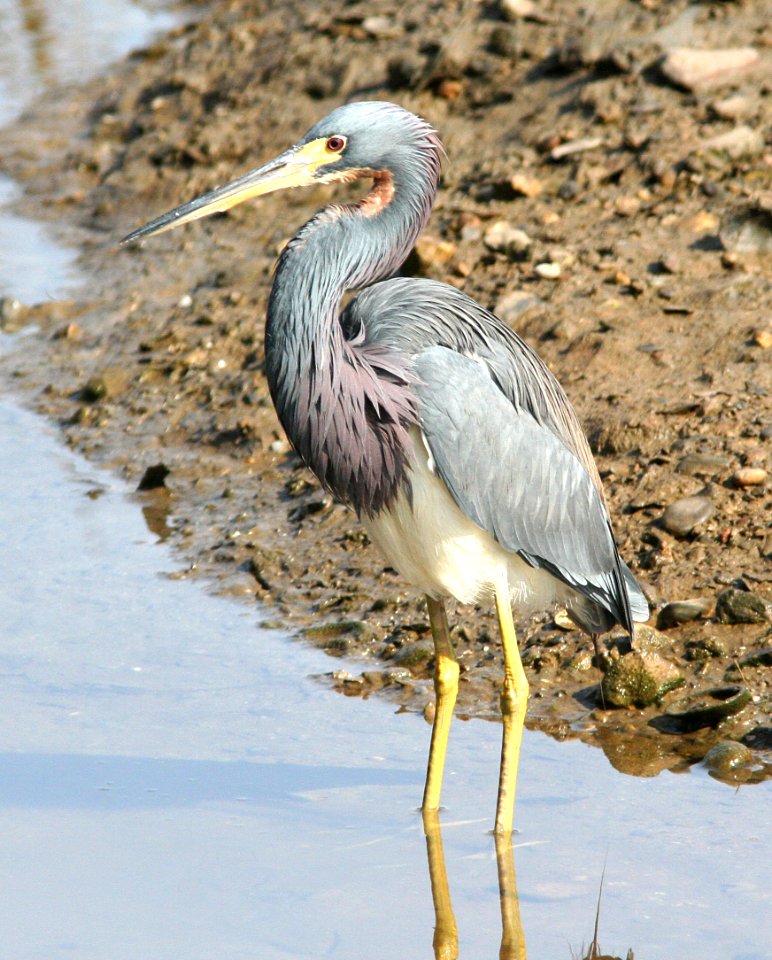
123, 101, 648, 834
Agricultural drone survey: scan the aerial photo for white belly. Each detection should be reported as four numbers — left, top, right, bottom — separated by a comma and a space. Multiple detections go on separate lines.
361, 429, 568, 612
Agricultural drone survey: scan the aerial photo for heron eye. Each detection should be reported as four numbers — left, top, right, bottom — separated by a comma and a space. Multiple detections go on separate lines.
326, 136, 346, 153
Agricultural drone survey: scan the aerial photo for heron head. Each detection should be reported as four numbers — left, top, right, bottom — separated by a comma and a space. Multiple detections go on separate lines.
121, 101, 442, 244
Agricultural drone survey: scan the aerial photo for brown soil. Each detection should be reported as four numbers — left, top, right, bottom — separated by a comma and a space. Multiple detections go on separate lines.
1, 0, 770, 782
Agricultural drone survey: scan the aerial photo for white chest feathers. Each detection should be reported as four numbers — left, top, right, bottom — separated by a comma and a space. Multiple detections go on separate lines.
361, 428, 567, 611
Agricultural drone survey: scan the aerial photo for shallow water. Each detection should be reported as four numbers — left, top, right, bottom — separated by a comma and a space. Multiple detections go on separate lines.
0, 0, 178, 301
0, 368, 769, 960
0, 0, 178, 127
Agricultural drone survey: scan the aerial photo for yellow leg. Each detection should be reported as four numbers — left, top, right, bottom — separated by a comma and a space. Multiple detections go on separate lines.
494, 586, 530, 836
495, 833, 527, 959
422, 809, 459, 960
422, 596, 459, 813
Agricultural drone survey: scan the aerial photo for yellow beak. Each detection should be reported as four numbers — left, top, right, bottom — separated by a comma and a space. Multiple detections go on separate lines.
121, 138, 338, 244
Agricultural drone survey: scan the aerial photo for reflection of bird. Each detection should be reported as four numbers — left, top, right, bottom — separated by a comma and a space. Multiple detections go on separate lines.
123, 101, 648, 834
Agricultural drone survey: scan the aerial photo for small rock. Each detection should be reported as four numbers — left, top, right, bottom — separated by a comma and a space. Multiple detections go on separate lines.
534, 261, 561, 279
752, 330, 772, 350
361, 16, 401, 39
393, 640, 434, 670
632, 623, 670, 654
720, 200, 772, 255
710, 94, 753, 121
495, 289, 545, 325
489, 26, 519, 59
437, 79, 462, 100
657, 599, 711, 629
730, 648, 772, 671
716, 589, 769, 625
733, 467, 767, 488
0, 296, 27, 330
80, 367, 130, 402
614, 196, 640, 218
483, 221, 532, 258
665, 686, 751, 730
553, 609, 575, 630
684, 636, 726, 661
304, 620, 367, 652
659, 254, 681, 275
550, 137, 603, 161
676, 453, 730, 476
659, 47, 759, 92
703, 741, 754, 777
601, 651, 684, 708
499, 0, 537, 20
387, 52, 425, 90
702, 125, 765, 160
661, 495, 715, 537
137, 463, 170, 491
411, 235, 457, 271
509, 173, 543, 198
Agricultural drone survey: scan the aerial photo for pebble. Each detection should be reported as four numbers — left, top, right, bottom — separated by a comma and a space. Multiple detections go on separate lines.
614, 196, 641, 218
550, 136, 602, 161
534, 261, 561, 280
684, 636, 726, 661
0, 296, 24, 324
80, 367, 130, 402
659, 47, 759, 91
733, 467, 767, 488
702, 125, 765, 160
676, 452, 730, 476
665, 686, 751, 730
710, 94, 753, 121
412, 235, 457, 270
703, 741, 754, 777
137, 463, 170, 491
661, 495, 714, 537
361, 16, 401, 39
509, 173, 543, 198
495, 290, 545, 325
393, 640, 434, 670
489, 26, 519, 59
483, 221, 532, 257
720, 199, 772, 255
499, 0, 537, 20
716, 589, 769, 625
657, 599, 711, 629
600, 651, 683, 709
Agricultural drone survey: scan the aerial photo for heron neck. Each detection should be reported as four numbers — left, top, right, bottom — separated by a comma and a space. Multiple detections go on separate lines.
266, 164, 436, 362
263, 166, 436, 511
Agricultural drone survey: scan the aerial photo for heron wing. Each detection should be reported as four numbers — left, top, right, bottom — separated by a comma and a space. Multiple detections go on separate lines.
413, 345, 635, 631
347, 277, 604, 490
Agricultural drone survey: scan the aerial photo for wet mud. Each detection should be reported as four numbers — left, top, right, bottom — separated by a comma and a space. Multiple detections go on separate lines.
0, 0, 769, 781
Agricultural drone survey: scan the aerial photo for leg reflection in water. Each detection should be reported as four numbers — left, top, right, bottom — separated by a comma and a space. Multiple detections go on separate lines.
422, 810, 526, 960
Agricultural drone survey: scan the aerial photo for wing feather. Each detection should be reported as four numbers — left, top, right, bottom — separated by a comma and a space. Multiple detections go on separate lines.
414, 346, 635, 632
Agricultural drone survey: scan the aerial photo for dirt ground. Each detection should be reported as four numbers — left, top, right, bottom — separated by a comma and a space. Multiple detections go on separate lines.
1, 0, 770, 783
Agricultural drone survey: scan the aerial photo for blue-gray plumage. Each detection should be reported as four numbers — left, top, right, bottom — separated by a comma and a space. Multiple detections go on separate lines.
122, 100, 648, 834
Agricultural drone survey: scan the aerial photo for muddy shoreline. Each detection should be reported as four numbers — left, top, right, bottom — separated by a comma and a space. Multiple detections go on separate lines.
1, 0, 769, 781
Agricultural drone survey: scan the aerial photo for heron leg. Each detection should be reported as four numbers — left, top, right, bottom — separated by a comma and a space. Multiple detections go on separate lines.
422, 595, 459, 813
495, 832, 527, 959
494, 586, 530, 836
422, 809, 459, 960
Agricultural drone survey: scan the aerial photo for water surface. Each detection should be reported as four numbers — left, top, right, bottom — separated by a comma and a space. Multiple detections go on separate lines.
0, 0, 179, 301
0, 384, 768, 960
